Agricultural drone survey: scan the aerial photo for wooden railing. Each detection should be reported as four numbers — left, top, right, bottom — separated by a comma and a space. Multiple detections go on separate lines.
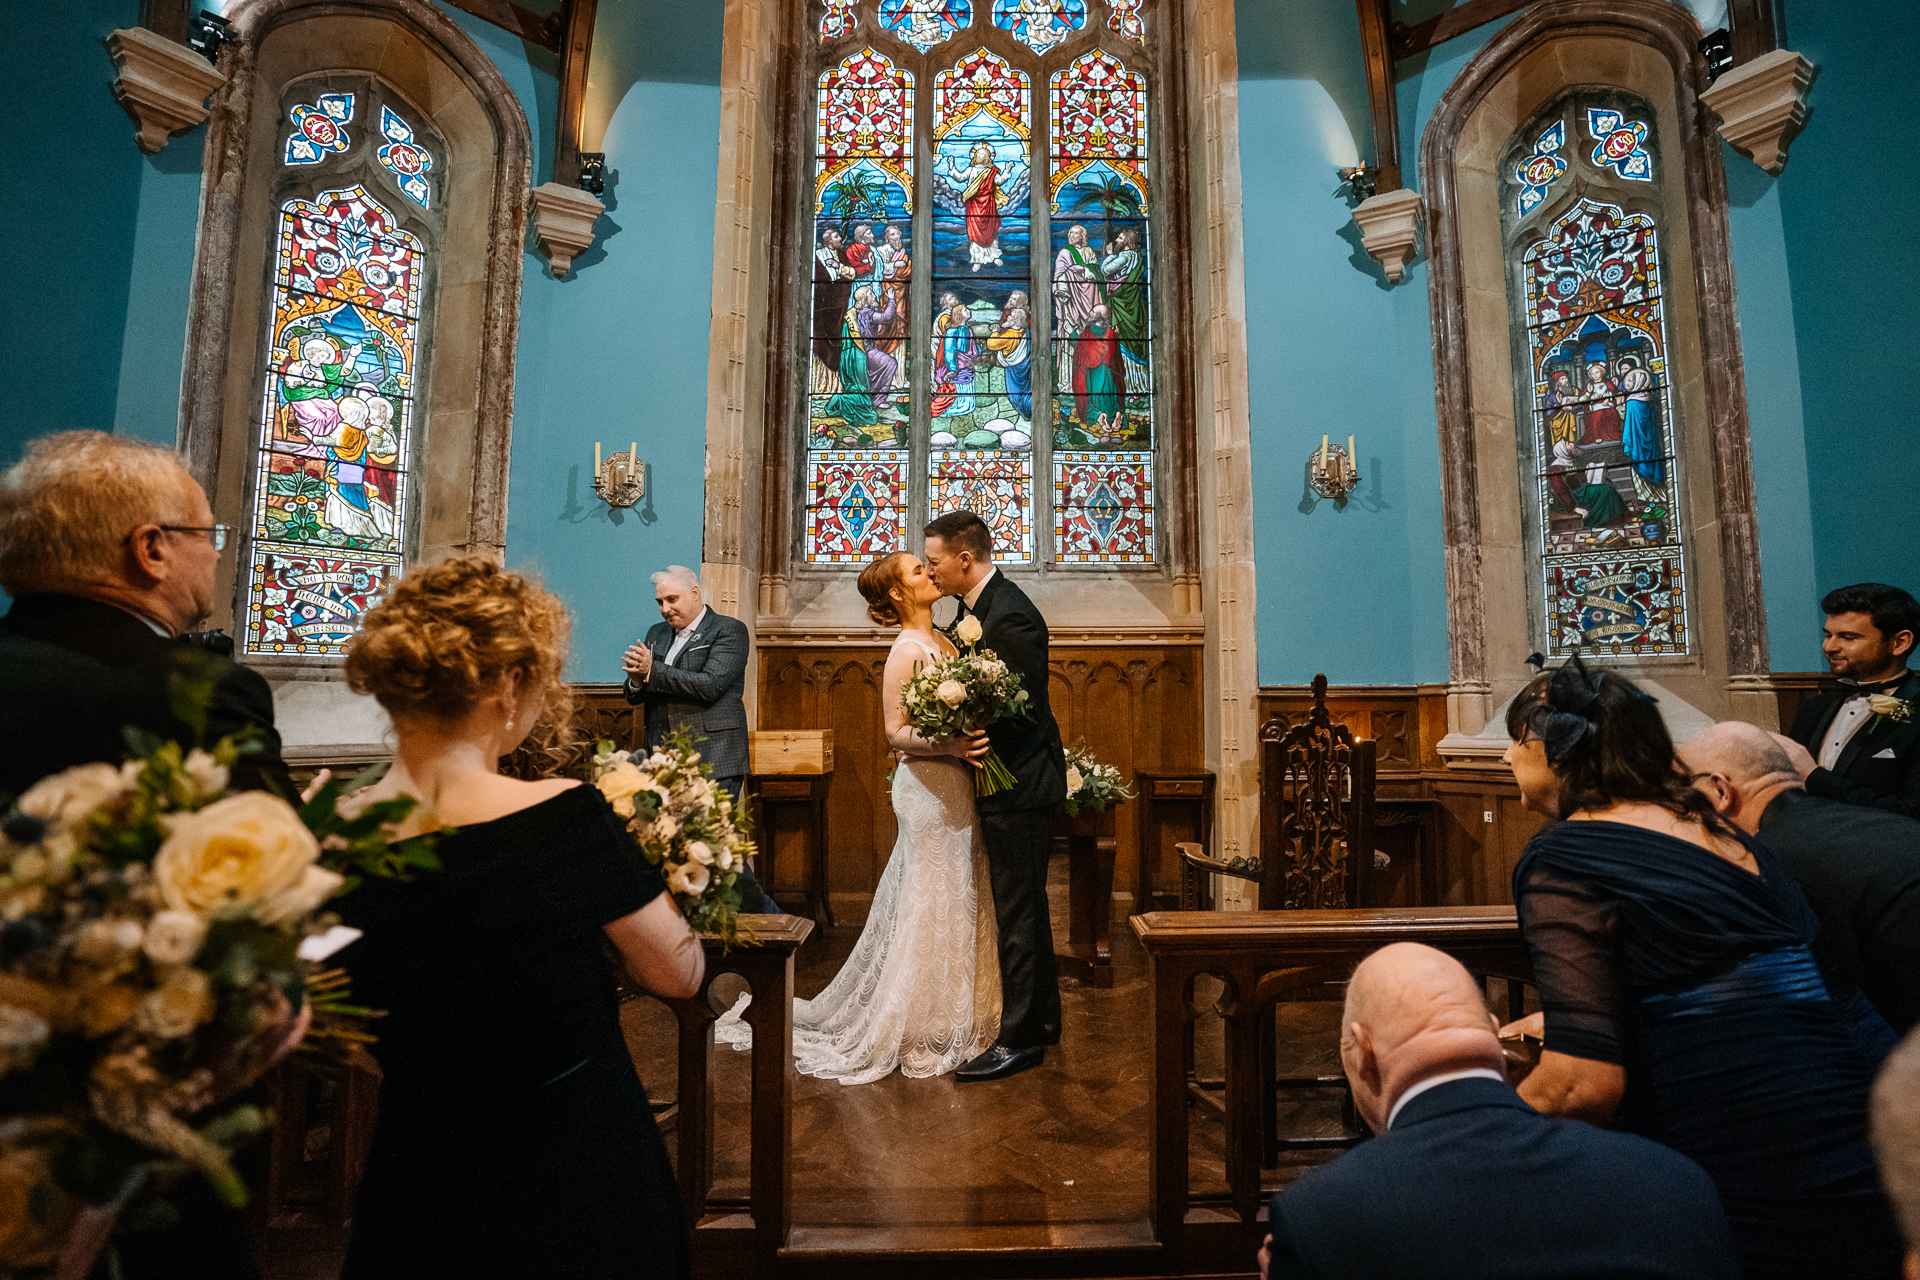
1130, 907, 1531, 1275
654, 916, 813, 1280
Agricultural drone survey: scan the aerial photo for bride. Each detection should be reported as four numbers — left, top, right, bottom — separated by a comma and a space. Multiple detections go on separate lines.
790, 550, 1003, 1084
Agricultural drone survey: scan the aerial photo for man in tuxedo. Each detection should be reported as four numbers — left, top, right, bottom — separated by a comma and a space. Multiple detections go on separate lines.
1682, 721, 1920, 1033
1782, 583, 1920, 818
1260, 943, 1738, 1280
1872, 1027, 1920, 1278
622, 565, 775, 912
0, 430, 291, 801
923, 510, 1067, 1082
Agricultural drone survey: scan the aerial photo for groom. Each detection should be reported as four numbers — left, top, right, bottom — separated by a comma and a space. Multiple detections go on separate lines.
923, 510, 1068, 1082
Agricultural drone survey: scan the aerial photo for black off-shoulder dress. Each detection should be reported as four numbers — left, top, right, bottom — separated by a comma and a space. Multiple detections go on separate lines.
1515, 820, 1901, 1280
337, 784, 688, 1280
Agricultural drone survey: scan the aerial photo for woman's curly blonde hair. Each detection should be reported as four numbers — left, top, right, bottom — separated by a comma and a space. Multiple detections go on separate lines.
345, 557, 574, 740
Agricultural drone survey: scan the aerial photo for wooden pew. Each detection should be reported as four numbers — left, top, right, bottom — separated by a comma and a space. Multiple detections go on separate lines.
1130, 907, 1532, 1275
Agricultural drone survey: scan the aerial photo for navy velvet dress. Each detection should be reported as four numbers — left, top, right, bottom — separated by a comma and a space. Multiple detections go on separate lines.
337, 785, 688, 1280
1514, 821, 1901, 1280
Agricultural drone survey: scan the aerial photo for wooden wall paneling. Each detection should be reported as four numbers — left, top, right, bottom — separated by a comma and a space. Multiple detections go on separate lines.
1771, 672, 1832, 736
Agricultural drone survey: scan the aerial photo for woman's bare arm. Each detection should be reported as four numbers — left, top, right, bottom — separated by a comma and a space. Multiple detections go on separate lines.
604, 894, 705, 1000
1518, 1050, 1627, 1126
881, 640, 985, 761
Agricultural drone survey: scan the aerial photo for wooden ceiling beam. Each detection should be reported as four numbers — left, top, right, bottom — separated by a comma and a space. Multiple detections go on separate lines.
1390, 0, 1538, 62
434, 0, 563, 52
1726, 0, 1778, 65
1356, 0, 1402, 191
550, 0, 598, 189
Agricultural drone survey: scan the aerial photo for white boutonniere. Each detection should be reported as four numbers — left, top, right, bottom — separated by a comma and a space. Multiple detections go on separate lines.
1867, 693, 1913, 730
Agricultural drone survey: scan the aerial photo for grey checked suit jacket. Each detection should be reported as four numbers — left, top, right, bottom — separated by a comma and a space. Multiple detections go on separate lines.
623, 610, 751, 779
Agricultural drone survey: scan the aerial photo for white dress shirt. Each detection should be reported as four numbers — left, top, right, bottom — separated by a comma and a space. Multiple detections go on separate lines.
1818, 692, 1878, 769
961, 566, 996, 612
1385, 1067, 1507, 1130
663, 606, 709, 667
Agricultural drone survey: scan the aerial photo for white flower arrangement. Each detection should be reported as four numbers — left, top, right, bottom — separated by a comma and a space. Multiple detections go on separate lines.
0, 735, 438, 1271
1866, 692, 1913, 730
589, 731, 755, 943
1061, 741, 1134, 817
901, 629, 1030, 797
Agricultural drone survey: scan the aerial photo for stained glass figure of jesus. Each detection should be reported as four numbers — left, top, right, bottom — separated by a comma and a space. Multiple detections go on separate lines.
962, 142, 1003, 271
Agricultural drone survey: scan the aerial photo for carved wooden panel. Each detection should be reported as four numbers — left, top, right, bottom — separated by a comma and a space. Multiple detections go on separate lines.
760, 642, 1204, 917
501, 684, 640, 782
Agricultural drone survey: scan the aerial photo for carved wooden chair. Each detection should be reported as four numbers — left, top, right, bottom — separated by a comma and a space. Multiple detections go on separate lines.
1258, 673, 1380, 911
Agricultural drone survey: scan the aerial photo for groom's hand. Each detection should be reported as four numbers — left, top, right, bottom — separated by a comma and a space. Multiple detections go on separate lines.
951, 729, 991, 767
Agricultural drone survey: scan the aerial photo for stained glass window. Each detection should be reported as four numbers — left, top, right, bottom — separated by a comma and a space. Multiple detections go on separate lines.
804, 8, 1159, 568
285, 93, 353, 165
1515, 120, 1565, 216
1512, 101, 1687, 656
377, 105, 434, 208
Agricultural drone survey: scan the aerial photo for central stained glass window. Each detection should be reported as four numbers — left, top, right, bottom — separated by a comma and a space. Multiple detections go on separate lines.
804, 4, 1157, 566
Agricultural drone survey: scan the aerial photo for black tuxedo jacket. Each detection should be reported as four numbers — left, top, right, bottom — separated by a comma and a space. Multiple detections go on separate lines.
1789, 670, 1920, 818
1757, 788, 1920, 1033
0, 594, 291, 800
958, 572, 1065, 814
1265, 1077, 1738, 1280
622, 610, 750, 780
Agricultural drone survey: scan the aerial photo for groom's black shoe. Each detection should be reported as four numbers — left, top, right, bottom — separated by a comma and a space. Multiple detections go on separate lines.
955, 1044, 1045, 1082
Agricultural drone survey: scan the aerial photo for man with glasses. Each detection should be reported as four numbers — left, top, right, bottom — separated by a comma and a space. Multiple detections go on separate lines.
0, 430, 291, 800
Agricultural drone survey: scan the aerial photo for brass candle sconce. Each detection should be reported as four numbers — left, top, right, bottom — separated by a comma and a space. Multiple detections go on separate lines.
1309, 433, 1360, 501
593, 440, 645, 509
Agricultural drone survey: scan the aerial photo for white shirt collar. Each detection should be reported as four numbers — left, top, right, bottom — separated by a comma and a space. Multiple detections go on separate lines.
962, 566, 997, 611
1385, 1067, 1507, 1130
675, 606, 708, 639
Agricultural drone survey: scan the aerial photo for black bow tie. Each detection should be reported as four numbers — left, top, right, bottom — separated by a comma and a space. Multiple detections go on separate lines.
1840, 676, 1907, 697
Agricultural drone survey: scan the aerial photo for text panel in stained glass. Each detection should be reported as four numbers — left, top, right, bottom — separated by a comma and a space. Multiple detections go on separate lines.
1544, 553, 1686, 656
1522, 196, 1685, 656
244, 550, 403, 657
933, 48, 1032, 281
1054, 453, 1152, 563
243, 184, 423, 657
811, 48, 915, 487
929, 451, 1034, 563
806, 452, 908, 564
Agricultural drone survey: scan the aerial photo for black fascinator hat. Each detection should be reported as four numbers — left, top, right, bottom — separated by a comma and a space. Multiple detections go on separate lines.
1513, 650, 1633, 766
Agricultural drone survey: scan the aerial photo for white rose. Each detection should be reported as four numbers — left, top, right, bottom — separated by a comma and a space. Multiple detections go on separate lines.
256, 864, 346, 926
685, 841, 715, 866
594, 760, 649, 819
142, 910, 208, 966
716, 846, 735, 872
18, 763, 127, 826
667, 861, 711, 896
1867, 693, 1912, 722
650, 811, 682, 842
181, 750, 230, 800
137, 967, 213, 1040
152, 791, 322, 919
73, 919, 145, 964
955, 615, 983, 646
936, 679, 968, 708
1065, 766, 1085, 794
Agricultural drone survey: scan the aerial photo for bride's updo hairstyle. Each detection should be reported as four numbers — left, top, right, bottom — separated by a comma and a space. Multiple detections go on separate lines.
857, 551, 912, 627
345, 557, 574, 735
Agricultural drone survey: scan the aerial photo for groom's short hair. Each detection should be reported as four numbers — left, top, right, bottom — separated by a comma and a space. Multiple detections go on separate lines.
925, 510, 992, 560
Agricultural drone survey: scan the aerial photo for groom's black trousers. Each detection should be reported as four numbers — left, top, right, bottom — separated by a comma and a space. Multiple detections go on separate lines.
979, 806, 1062, 1050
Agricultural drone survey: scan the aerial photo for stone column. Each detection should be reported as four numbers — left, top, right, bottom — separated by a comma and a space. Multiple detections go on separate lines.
1184, 0, 1260, 901
703, 0, 782, 723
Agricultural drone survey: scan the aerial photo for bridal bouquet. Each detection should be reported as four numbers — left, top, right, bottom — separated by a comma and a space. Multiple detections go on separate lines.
902, 616, 1029, 797
0, 735, 437, 1273
590, 733, 755, 944
1061, 741, 1133, 817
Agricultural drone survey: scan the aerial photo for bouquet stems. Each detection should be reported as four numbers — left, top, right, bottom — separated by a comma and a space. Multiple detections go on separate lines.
976, 747, 1018, 797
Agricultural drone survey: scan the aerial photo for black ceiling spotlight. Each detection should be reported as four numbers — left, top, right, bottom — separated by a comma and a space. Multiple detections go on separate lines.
1336, 162, 1377, 206
1698, 28, 1734, 84
187, 11, 238, 64
579, 153, 607, 196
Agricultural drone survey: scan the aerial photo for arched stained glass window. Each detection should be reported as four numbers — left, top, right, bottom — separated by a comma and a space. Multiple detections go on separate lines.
803, 2, 1158, 568
1507, 96, 1687, 658
242, 82, 440, 657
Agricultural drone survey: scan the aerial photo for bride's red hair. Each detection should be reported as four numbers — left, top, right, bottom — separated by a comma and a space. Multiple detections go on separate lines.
857, 552, 912, 627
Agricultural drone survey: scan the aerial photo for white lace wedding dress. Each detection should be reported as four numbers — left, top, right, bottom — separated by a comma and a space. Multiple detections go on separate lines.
787, 633, 1002, 1085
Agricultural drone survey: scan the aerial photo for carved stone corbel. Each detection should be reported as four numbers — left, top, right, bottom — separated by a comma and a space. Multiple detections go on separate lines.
1701, 48, 1817, 176
106, 27, 226, 154
1350, 187, 1424, 285
529, 181, 604, 277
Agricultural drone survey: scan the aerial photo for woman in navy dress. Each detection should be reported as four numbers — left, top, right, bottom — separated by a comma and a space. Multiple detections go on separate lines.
334, 558, 706, 1279
1501, 658, 1900, 1279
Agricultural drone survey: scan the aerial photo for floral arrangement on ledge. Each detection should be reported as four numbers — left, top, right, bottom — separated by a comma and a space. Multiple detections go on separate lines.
0, 735, 438, 1274
1062, 741, 1134, 818
590, 732, 756, 945
903, 614, 1029, 797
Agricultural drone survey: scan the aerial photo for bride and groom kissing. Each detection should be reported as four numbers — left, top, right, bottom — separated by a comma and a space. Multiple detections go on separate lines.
792, 510, 1067, 1085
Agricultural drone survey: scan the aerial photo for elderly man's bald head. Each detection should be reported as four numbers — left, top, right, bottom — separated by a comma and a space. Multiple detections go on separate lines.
1341, 943, 1506, 1132
1680, 721, 1799, 787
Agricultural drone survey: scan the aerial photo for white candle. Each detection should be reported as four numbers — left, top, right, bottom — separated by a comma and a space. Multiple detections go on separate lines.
1348, 435, 1356, 480
629, 442, 638, 473
595, 441, 601, 474
1321, 434, 1330, 472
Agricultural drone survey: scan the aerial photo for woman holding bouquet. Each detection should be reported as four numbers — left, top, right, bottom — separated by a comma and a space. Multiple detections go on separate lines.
335, 557, 704, 1279
789, 551, 1003, 1084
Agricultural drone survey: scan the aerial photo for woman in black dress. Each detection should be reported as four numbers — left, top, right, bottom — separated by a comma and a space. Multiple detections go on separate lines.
334, 557, 704, 1279
1502, 658, 1900, 1280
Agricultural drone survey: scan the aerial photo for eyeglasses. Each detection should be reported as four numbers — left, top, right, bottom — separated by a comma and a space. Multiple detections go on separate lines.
158, 524, 233, 551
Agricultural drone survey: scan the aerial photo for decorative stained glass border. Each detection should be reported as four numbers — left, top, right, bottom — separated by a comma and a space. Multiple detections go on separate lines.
929, 450, 1034, 563
1543, 552, 1687, 657
805, 450, 908, 564
1053, 452, 1153, 563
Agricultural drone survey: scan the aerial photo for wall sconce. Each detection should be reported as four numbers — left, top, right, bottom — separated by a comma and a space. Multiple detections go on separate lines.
1309, 434, 1360, 501
593, 441, 644, 508
1698, 29, 1734, 85
579, 152, 606, 195
187, 11, 237, 63
1336, 163, 1377, 206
